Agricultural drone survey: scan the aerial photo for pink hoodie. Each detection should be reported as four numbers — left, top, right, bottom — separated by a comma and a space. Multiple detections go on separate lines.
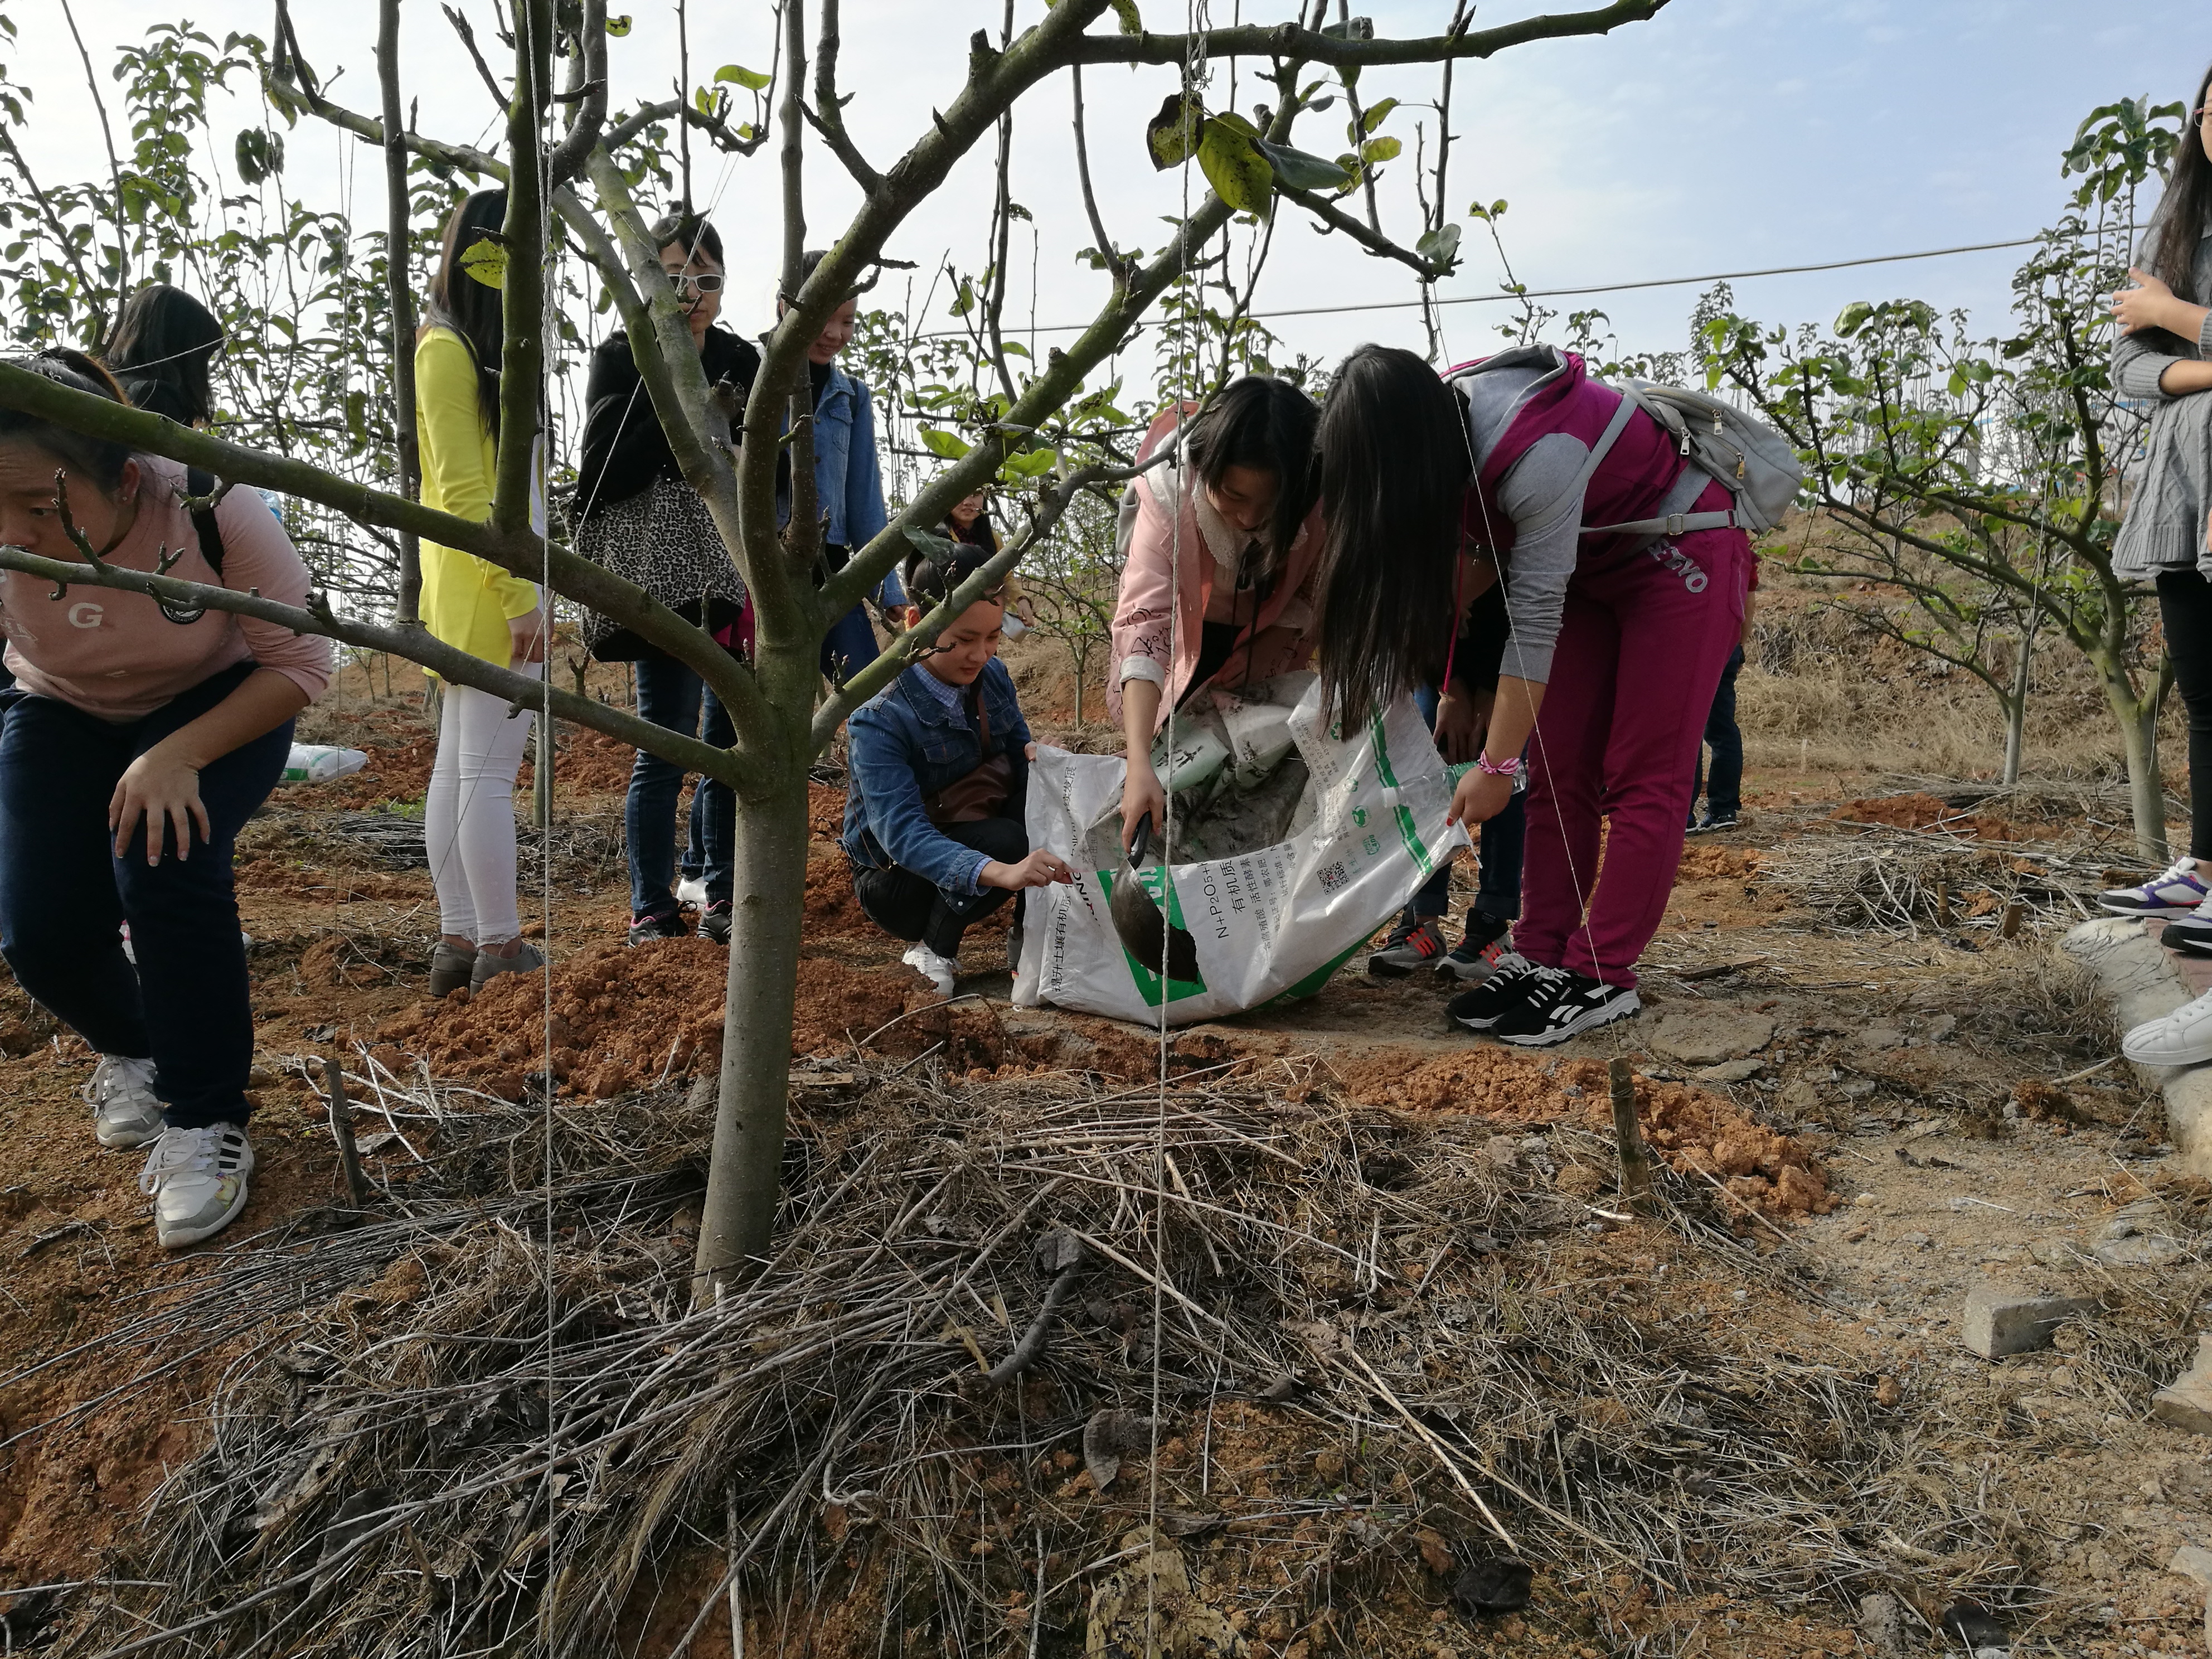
1, 458, 332, 720
1106, 406, 1326, 730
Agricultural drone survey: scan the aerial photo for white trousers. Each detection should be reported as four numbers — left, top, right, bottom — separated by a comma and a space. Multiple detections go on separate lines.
425, 680, 533, 944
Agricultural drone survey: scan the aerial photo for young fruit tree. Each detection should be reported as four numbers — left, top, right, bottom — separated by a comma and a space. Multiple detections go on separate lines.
1695, 95, 2186, 858
0, 0, 1671, 1297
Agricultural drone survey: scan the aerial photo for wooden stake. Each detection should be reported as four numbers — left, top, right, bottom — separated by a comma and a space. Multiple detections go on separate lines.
1935, 882, 1953, 927
325, 1051, 372, 1210
533, 710, 553, 831
1607, 1056, 1655, 1216
2000, 901, 2024, 940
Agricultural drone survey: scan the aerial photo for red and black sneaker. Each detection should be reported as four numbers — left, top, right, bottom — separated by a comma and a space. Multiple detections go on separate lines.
1367, 915, 1447, 977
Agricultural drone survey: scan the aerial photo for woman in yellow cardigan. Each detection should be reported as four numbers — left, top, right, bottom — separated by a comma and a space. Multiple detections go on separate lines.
418, 188, 547, 997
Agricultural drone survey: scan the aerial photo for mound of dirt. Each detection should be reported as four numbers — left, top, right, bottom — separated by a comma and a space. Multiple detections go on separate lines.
1339, 1049, 1831, 1217
1676, 843, 1760, 881
518, 726, 641, 795
316, 731, 436, 810
1832, 792, 2014, 841
371, 941, 962, 1099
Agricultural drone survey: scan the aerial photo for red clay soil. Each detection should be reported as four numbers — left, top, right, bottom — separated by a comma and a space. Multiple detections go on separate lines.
1336, 1047, 1832, 1218
1831, 791, 2015, 841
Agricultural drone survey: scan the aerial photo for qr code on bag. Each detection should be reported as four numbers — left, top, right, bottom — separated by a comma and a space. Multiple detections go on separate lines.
1316, 860, 1348, 895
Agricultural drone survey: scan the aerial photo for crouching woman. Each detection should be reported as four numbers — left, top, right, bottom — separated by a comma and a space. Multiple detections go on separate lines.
841, 547, 1073, 996
0, 351, 330, 1247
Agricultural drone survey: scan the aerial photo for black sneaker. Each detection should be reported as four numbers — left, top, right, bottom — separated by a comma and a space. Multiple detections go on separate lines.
698, 901, 733, 945
2161, 911, 2212, 955
1491, 968, 1641, 1048
1688, 811, 1739, 834
627, 909, 688, 947
1447, 956, 1549, 1030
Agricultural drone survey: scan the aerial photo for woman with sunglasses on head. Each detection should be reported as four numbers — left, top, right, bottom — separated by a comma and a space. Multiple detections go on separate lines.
2097, 70, 2212, 1066
1314, 342, 1750, 1047
415, 188, 549, 1000
0, 351, 331, 1248
573, 211, 759, 949
1107, 376, 1324, 850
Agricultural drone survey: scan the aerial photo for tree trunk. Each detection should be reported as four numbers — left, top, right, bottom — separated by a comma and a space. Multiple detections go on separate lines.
693, 765, 811, 1299
2103, 666, 2170, 866
2001, 623, 2035, 787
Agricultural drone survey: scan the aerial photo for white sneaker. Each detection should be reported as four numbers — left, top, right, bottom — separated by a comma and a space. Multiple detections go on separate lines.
86, 1055, 164, 1149
676, 875, 709, 910
901, 943, 958, 997
138, 1122, 255, 1249
2122, 987, 2212, 1068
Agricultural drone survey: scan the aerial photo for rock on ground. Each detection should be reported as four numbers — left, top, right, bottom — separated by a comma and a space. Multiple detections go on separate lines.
1648, 1009, 1776, 1067
2152, 1335, 2212, 1437
1960, 1284, 2098, 1360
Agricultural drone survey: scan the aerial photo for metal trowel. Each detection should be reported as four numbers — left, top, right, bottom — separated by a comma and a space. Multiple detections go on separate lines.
1108, 813, 1200, 982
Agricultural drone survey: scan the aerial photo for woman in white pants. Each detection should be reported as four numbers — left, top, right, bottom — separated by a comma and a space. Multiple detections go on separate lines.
416, 188, 548, 997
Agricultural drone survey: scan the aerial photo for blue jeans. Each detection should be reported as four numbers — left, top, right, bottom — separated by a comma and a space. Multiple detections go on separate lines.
1691, 643, 1745, 822
627, 646, 737, 917
1408, 682, 1525, 923
0, 661, 290, 1128
821, 603, 880, 685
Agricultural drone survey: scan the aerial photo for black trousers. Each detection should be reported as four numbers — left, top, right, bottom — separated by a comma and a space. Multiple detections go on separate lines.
2161, 570, 2212, 861
853, 816, 1027, 956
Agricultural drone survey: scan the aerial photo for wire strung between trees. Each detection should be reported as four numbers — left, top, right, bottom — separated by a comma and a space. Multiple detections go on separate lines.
916, 231, 2119, 340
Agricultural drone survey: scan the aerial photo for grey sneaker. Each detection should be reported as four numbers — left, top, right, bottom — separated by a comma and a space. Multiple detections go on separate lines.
138, 1122, 254, 1248
429, 942, 478, 998
1367, 916, 1447, 977
470, 939, 546, 995
86, 1054, 164, 1149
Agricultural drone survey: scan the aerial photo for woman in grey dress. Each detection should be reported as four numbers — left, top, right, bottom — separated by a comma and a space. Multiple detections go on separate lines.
2104, 62, 2212, 1066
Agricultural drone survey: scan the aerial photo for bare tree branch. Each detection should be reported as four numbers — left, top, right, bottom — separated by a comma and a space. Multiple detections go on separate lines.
1277, 180, 1452, 281
59, 0, 127, 337
546, 0, 610, 188
1073, 0, 1672, 66
440, 3, 510, 109
1069, 64, 1127, 286
804, 0, 881, 193
375, 0, 423, 624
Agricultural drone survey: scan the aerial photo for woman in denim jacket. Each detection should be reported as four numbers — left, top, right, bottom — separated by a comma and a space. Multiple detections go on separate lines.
777, 250, 903, 683
841, 547, 1073, 995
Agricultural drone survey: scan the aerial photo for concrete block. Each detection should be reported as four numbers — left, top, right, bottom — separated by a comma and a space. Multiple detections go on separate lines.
1961, 1284, 2098, 1360
2168, 1543, 2212, 1587
2061, 919, 2212, 1178
2152, 1336, 2212, 1437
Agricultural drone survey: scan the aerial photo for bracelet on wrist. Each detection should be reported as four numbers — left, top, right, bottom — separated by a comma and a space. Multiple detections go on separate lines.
1475, 753, 1522, 778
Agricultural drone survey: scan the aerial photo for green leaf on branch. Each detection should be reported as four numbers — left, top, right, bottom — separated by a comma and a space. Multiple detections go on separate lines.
1833, 302, 1873, 338
458, 237, 507, 290
1414, 222, 1462, 269
1145, 91, 1204, 171
1109, 0, 1142, 33
1359, 135, 1400, 167
235, 128, 282, 183
1360, 97, 1398, 135
1197, 118, 1273, 213
1000, 447, 1059, 481
904, 525, 959, 560
919, 428, 972, 460
1467, 198, 1508, 221
714, 64, 772, 90
605, 14, 632, 35
1255, 139, 1348, 193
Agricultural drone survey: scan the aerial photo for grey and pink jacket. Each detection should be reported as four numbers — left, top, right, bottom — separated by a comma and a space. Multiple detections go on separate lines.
1448, 346, 1725, 683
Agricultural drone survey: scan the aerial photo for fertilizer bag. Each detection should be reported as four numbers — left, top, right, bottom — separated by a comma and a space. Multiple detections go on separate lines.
1013, 673, 1466, 1025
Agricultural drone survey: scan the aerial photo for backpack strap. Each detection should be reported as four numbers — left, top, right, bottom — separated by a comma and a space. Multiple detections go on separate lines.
183, 466, 226, 579
1511, 391, 1640, 545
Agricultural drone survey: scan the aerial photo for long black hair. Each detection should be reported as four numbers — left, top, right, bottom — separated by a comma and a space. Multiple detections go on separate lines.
424, 187, 507, 436
2148, 63, 2212, 304
106, 284, 224, 426
1312, 344, 1472, 728
0, 349, 138, 493
1182, 375, 1320, 587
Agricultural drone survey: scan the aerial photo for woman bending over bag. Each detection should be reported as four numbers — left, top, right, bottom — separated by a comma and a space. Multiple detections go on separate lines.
841, 547, 1073, 997
1314, 343, 1750, 1049
1107, 375, 1323, 848
0, 351, 331, 1248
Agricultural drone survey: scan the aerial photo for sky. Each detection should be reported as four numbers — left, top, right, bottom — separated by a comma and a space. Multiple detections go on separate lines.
3, 1, 2203, 394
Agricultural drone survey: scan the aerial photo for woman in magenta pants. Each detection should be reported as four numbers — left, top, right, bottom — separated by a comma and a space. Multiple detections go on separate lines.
1313, 343, 1749, 1047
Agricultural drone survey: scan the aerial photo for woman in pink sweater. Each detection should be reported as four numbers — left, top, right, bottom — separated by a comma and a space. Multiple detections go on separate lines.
1107, 377, 1324, 846
0, 351, 331, 1249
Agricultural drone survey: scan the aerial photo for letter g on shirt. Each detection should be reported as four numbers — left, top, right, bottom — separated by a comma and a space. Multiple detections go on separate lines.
67, 600, 103, 629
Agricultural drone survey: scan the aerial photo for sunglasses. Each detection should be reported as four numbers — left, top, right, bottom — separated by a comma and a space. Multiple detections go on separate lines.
663, 271, 726, 295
